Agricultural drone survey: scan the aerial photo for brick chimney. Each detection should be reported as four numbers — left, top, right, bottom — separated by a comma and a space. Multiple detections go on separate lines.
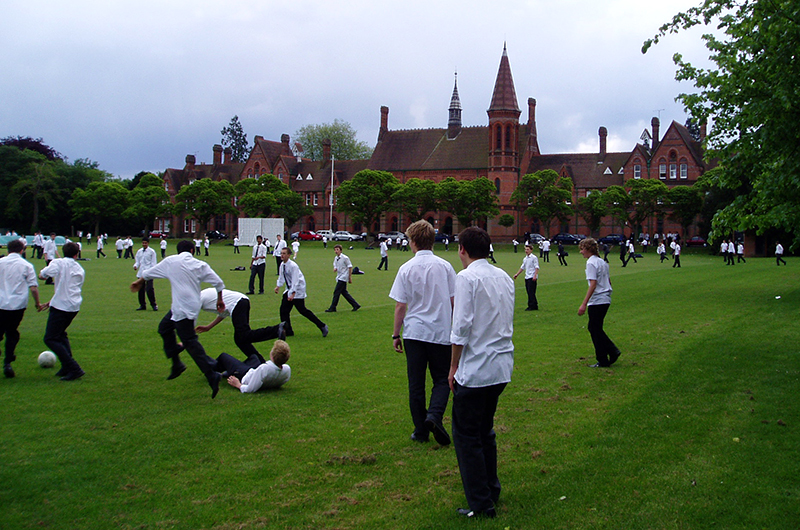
185, 154, 196, 167
281, 134, 292, 155
224, 147, 232, 164
323, 139, 331, 163
599, 126, 607, 156
527, 98, 540, 156
700, 122, 707, 142
651, 117, 660, 146
213, 144, 223, 165
379, 106, 389, 141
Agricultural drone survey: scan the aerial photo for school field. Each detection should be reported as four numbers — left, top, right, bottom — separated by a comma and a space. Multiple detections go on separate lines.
1, 241, 798, 529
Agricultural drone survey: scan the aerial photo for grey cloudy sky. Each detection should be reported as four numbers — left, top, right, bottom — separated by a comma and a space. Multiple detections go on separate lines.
1, 0, 712, 179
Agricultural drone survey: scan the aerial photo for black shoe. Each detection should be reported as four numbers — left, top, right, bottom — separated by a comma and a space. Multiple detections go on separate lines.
277, 321, 287, 341
456, 507, 496, 518
55, 366, 68, 377
321, 324, 329, 338
589, 362, 611, 368
167, 362, 186, 380
325, 308, 336, 313
60, 369, 85, 381
3, 364, 15, 378
208, 372, 221, 399
352, 305, 361, 312
425, 418, 451, 446
136, 306, 147, 311
609, 350, 621, 365
152, 305, 158, 311
410, 432, 429, 443
245, 291, 255, 295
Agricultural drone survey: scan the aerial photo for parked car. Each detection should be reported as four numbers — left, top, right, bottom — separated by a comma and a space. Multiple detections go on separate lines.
205, 230, 227, 239
434, 232, 452, 243
598, 233, 626, 246
551, 233, 582, 245
316, 230, 334, 240
686, 236, 708, 247
332, 230, 360, 241
527, 233, 546, 244
382, 231, 406, 241
296, 230, 322, 241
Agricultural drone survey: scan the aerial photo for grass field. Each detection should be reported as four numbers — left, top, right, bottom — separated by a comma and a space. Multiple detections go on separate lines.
1, 240, 798, 529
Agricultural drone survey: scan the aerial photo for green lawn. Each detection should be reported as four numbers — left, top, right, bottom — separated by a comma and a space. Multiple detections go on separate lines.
1, 241, 798, 529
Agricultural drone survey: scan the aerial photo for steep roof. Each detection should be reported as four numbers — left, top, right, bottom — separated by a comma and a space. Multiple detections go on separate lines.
369, 127, 490, 171
488, 44, 520, 114
526, 151, 629, 189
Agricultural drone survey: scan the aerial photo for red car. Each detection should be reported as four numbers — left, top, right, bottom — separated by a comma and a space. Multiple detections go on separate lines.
686, 236, 707, 247
296, 230, 322, 241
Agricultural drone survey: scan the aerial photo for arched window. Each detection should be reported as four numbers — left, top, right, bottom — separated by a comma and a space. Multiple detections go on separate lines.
391, 217, 398, 232
495, 124, 502, 150
679, 158, 688, 179
307, 217, 316, 231
505, 124, 512, 150
332, 217, 339, 232
495, 178, 501, 195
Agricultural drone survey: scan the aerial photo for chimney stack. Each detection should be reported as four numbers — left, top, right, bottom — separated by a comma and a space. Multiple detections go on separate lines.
185, 154, 196, 167
651, 117, 660, 146
599, 126, 607, 156
528, 98, 540, 156
323, 139, 331, 163
224, 147, 232, 164
213, 144, 223, 165
700, 122, 707, 142
379, 106, 389, 141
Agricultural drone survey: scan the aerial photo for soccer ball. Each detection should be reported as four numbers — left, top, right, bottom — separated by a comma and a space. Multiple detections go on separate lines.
38, 351, 57, 368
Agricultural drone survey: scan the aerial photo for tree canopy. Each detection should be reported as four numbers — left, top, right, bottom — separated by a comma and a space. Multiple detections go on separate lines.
173, 179, 237, 235
391, 178, 438, 222
511, 170, 573, 237
437, 177, 500, 228
221, 115, 249, 163
123, 173, 171, 234
644, 0, 800, 248
234, 174, 311, 228
294, 120, 373, 161
70, 181, 130, 236
335, 170, 398, 239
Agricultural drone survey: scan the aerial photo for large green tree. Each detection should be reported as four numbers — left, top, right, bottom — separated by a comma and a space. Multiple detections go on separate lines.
511, 170, 573, 237
70, 181, 130, 236
437, 177, 500, 228
221, 115, 249, 163
335, 170, 398, 240
668, 184, 704, 236
391, 178, 438, 222
628, 179, 670, 234
173, 179, 237, 236
124, 173, 171, 234
234, 174, 311, 228
644, 0, 800, 248
294, 120, 373, 161
577, 190, 608, 236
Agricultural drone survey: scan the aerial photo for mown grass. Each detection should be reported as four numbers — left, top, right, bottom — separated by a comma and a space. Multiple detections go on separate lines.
1, 241, 798, 529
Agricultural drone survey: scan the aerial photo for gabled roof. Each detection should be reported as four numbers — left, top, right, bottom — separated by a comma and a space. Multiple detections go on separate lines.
254, 137, 293, 166
526, 152, 629, 189
368, 127, 489, 171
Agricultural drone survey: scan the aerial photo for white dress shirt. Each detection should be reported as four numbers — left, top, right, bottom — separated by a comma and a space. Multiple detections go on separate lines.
585, 254, 612, 305
277, 258, 307, 299
0, 253, 38, 311
333, 254, 353, 282
380, 241, 388, 257
134, 246, 158, 278
521, 253, 539, 279
251, 243, 267, 265
200, 288, 246, 318
273, 239, 286, 257
389, 250, 456, 345
140, 252, 224, 321
451, 259, 514, 388
240, 361, 291, 393
43, 239, 57, 260
40, 258, 85, 312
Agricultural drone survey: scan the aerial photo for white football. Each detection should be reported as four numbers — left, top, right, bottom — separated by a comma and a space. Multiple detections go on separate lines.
38, 350, 57, 368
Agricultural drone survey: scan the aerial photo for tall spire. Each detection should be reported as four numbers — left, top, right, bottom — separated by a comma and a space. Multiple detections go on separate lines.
489, 42, 520, 113
448, 70, 462, 139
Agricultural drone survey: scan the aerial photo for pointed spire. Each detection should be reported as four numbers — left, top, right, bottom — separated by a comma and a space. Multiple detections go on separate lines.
448, 70, 462, 137
489, 43, 520, 113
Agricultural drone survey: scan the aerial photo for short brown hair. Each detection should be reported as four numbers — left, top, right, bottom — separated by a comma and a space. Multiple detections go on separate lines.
270, 340, 291, 366
405, 220, 434, 250
333, 244, 343, 251
579, 238, 599, 255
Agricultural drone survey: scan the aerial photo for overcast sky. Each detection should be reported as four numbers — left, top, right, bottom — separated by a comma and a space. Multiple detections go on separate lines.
1, 0, 713, 179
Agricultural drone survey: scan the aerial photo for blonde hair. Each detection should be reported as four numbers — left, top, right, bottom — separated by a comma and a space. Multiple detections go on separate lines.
270, 340, 291, 366
405, 220, 435, 250
579, 237, 599, 255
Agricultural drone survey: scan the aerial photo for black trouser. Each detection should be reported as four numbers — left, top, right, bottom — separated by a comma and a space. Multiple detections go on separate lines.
138, 279, 157, 308
117, 249, 123, 258
403, 339, 450, 438
97, 248, 106, 258
249, 263, 265, 293
231, 299, 281, 361
157, 311, 216, 376
378, 256, 388, 270
161, 249, 165, 258
558, 253, 567, 266
36, 245, 43, 259
215, 352, 261, 380
280, 293, 325, 335
737, 253, 746, 263
673, 254, 681, 267
44, 259, 53, 284
329, 280, 359, 310
233, 246, 240, 254
452, 381, 507, 514
275, 256, 282, 274
543, 250, 549, 262
777, 254, 786, 265
587, 303, 619, 366
525, 278, 538, 310
44, 307, 81, 373
1, 309, 25, 365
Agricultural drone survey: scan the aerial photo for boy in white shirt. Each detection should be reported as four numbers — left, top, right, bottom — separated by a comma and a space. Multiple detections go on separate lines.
513, 244, 539, 310
218, 340, 291, 394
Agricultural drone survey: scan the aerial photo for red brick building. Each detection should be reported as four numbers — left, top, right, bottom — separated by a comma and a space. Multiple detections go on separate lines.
159, 44, 710, 242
